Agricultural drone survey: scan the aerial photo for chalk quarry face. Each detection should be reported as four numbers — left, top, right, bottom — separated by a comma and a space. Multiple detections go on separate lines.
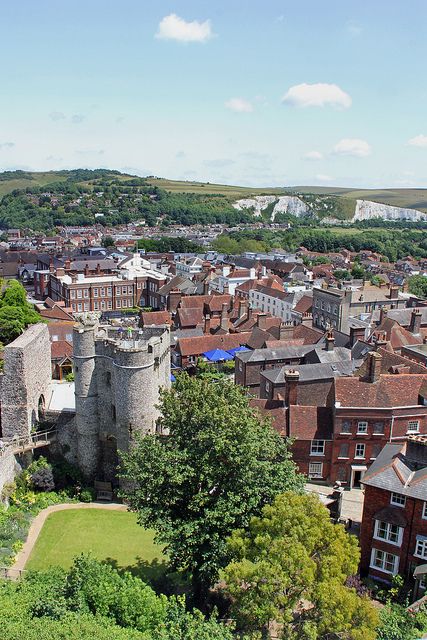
233, 194, 427, 223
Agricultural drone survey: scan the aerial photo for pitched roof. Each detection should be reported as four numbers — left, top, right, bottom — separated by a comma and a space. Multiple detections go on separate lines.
177, 332, 252, 357
289, 405, 333, 440
249, 398, 287, 436
176, 307, 204, 328
294, 294, 313, 314
372, 317, 421, 350
335, 374, 427, 408
140, 310, 172, 326
356, 347, 427, 377
51, 340, 73, 361
40, 306, 74, 321
361, 439, 427, 500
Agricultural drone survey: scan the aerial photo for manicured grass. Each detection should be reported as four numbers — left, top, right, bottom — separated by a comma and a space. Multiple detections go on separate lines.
26, 509, 166, 580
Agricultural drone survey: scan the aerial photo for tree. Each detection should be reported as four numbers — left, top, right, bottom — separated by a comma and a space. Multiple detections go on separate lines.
222, 492, 378, 639
102, 235, 115, 247
377, 602, 427, 640
408, 275, 427, 299
0, 280, 42, 344
120, 375, 303, 601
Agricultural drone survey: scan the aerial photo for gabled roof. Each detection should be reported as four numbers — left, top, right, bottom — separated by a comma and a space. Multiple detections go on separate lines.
176, 307, 204, 328
262, 361, 353, 384
294, 294, 313, 314
51, 340, 73, 361
361, 439, 427, 500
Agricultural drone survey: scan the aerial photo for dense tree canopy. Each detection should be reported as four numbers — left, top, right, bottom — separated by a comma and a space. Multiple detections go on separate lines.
0, 555, 233, 640
0, 280, 42, 344
120, 375, 303, 599
408, 275, 427, 299
222, 492, 379, 640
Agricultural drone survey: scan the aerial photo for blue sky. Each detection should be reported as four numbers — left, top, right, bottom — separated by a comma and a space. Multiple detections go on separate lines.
1, 0, 427, 188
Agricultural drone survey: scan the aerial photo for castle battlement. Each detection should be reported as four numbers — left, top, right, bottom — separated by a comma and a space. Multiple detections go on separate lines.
72, 316, 171, 482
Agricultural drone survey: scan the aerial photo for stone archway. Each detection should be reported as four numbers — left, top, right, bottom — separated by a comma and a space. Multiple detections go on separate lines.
37, 394, 46, 423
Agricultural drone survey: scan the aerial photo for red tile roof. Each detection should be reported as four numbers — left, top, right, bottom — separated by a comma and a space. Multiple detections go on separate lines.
289, 405, 333, 440
294, 295, 313, 314
335, 374, 427, 408
177, 332, 252, 357
140, 310, 171, 326
250, 399, 286, 436
176, 307, 204, 328
51, 340, 73, 361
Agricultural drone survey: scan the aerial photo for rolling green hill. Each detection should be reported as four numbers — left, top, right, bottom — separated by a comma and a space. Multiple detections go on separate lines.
0, 170, 426, 230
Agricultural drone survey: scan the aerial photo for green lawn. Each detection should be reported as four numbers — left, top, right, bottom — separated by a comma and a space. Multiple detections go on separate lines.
26, 509, 167, 580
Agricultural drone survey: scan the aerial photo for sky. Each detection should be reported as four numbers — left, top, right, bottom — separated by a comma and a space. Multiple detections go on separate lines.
1, 0, 427, 188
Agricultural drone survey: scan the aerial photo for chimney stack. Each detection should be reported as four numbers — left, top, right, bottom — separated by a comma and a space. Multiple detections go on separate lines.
84, 263, 90, 276
325, 329, 335, 352
367, 351, 382, 383
257, 313, 268, 331
349, 325, 366, 347
223, 282, 229, 295
220, 303, 228, 332
284, 369, 300, 406
203, 280, 209, 295
204, 314, 211, 334
375, 331, 387, 349
389, 285, 399, 300
379, 307, 388, 325
279, 323, 294, 341
409, 308, 422, 335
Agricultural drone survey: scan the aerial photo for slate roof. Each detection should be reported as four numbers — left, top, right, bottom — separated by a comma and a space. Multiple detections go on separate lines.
335, 374, 427, 408
387, 307, 427, 327
361, 438, 427, 500
262, 360, 354, 384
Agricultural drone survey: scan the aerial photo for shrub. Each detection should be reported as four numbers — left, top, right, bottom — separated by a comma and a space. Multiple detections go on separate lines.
79, 488, 95, 503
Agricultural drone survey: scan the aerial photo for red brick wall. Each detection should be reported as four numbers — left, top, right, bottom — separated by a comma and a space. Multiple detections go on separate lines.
360, 484, 427, 581
291, 439, 332, 481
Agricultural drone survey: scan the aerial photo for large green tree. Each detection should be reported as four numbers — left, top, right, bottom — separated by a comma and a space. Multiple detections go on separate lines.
0, 279, 42, 344
120, 375, 303, 600
222, 492, 379, 640
408, 274, 427, 299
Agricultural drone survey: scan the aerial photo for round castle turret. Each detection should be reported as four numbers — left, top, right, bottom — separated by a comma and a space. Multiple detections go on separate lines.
73, 318, 170, 482
73, 319, 100, 481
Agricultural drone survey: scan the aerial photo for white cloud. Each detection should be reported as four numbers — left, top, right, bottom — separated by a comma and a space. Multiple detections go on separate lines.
71, 114, 85, 124
346, 21, 362, 37
315, 174, 334, 182
408, 134, 427, 148
282, 83, 352, 109
49, 111, 66, 121
225, 97, 253, 113
0, 142, 15, 150
333, 138, 371, 157
156, 14, 212, 43
303, 150, 323, 161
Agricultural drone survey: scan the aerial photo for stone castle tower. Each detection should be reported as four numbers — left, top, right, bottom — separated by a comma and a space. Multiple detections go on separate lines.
73, 314, 170, 481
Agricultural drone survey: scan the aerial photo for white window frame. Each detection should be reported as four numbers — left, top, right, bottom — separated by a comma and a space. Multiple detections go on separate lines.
357, 421, 368, 434
93, 301, 99, 311
93, 288, 98, 298
370, 548, 399, 575
407, 420, 420, 433
355, 443, 365, 459
309, 462, 323, 478
310, 440, 325, 456
70, 290, 76, 299
415, 537, 427, 560
390, 492, 406, 508
374, 520, 403, 547
423, 502, 427, 520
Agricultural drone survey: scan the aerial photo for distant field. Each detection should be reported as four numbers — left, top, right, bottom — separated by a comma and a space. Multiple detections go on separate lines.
26, 509, 166, 580
146, 177, 286, 197
0, 172, 67, 197
291, 186, 427, 212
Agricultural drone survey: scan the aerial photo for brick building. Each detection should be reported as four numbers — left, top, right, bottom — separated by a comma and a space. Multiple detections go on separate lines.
360, 436, 427, 596
35, 254, 166, 313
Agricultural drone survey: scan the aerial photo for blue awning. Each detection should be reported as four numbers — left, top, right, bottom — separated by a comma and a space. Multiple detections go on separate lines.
170, 374, 176, 382
203, 348, 234, 362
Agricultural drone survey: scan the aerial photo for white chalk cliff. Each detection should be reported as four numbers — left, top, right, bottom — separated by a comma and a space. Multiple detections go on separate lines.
351, 199, 427, 222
